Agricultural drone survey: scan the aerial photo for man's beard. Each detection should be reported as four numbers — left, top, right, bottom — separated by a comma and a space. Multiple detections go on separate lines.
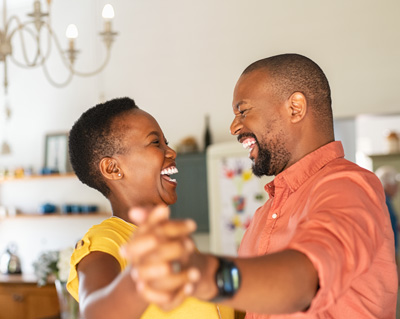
252, 142, 273, 177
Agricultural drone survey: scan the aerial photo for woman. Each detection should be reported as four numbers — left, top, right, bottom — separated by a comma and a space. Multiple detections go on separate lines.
66, 97, 233, 319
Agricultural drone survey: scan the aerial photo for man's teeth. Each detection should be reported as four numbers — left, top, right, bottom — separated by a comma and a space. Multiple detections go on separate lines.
161, 166, 178, 176
242, 139, 256, 150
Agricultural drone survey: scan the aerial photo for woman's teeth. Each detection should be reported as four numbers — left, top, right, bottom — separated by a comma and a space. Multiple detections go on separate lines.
161, 166, 178, 183
161, 166, 178, 175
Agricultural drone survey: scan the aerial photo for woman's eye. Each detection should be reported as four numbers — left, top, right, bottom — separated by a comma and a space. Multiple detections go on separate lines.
152, 140, 160, 145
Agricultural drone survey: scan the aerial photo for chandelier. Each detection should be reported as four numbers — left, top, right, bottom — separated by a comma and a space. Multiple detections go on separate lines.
0, 0, 118, 92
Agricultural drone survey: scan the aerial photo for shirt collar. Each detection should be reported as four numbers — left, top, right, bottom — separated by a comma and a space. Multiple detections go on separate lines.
265, 141, 345, 196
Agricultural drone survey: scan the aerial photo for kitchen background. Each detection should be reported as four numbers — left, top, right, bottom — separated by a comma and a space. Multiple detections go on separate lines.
0, 0, 399, 276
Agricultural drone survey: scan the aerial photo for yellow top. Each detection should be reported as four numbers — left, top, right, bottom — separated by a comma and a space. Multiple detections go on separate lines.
67, 217, 234, 319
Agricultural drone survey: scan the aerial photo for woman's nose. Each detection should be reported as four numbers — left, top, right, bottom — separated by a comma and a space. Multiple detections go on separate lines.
166, 145, 177, 159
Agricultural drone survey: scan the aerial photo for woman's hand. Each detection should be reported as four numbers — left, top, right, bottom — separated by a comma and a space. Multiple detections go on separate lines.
121, 205, 200, 311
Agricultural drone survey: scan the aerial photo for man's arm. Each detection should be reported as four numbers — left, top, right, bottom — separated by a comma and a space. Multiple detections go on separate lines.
123, 206, 319, 315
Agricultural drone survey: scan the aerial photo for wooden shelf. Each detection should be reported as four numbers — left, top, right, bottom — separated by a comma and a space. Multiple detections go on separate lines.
0, 172, 76, 183
4, 212, 111, 219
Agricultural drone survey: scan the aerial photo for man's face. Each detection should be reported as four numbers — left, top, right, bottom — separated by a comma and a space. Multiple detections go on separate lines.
230, 70, 291, 177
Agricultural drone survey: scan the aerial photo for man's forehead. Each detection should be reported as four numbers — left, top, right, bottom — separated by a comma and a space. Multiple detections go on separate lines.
232, 71, 271, 106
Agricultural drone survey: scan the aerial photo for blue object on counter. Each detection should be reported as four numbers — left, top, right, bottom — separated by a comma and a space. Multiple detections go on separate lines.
61, 204, 72, 213
39, 203, 57, 214
40, 168, 59, 175
81, 205, 98, 213
62, 204, 98, 214
70, 205, 82, 213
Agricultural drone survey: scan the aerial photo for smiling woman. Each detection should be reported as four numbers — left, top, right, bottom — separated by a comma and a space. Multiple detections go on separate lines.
64, 97, 234, 319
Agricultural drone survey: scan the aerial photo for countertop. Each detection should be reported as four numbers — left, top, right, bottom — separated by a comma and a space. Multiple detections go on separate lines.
0, 273, 39, 284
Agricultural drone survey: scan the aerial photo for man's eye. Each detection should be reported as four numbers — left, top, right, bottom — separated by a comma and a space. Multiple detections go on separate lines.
152, 140, 160, 144
239, 109, 248, 116
165, 140, 169, 146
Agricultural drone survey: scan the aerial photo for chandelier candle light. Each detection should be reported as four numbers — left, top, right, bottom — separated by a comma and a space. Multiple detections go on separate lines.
0, 0, 118, 91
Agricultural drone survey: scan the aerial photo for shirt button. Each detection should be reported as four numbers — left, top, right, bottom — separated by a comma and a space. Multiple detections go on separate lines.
272, 213, 277, 219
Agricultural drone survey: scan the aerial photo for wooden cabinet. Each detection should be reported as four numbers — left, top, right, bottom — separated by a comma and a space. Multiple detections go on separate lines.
170, 152, 210, 232
0, 281, 59, 319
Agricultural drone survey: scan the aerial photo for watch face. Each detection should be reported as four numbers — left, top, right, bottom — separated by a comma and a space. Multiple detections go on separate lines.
215, 257, 241, 298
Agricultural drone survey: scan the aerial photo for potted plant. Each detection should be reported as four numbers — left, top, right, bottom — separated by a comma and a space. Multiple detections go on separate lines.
33, 247, 79, 319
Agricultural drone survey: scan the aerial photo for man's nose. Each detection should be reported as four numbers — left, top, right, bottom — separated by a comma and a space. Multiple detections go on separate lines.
230, 117, 242, 135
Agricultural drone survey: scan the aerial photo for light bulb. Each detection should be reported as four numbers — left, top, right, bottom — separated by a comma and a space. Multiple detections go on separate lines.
102, 4, 115, 20
65, 24, 79, 39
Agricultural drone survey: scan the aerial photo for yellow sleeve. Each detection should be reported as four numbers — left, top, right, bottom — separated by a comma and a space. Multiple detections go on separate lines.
66, 219, 136, 301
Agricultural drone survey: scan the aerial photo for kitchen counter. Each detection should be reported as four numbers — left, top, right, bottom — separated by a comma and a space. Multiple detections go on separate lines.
0, 273, 39, 284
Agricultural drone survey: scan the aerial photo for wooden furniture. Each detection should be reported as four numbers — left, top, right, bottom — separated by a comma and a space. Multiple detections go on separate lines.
0, 275, 59, 319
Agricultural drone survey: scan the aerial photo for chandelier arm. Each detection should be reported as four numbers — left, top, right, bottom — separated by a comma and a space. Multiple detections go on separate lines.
44, 22, 77, 70
36, 11, 55, 64
72, 48, 112, 77
3, 58, 9, 94
41, 62, 74, 88
8, 20, 43, 67
45, 23, 112, 77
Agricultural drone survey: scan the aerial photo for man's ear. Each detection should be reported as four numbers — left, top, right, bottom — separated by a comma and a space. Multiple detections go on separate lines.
288, 92, 307, 124
99, 157, 124, 180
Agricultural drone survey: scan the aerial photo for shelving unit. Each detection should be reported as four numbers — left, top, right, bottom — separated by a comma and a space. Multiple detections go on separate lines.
0, 171, 111, 218
3, 212, 112, 219
0, 172, 76, 183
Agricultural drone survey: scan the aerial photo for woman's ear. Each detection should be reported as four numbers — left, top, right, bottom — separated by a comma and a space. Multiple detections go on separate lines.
288, 92, 307, 124
99, 157, 124, 180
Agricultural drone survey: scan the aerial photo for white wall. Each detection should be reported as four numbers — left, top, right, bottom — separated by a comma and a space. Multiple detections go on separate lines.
1, 0, 400, 173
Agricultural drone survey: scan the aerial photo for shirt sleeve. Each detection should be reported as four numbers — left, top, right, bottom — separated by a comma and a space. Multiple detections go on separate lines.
286, 170, 390, 314
66, 224, 131, 301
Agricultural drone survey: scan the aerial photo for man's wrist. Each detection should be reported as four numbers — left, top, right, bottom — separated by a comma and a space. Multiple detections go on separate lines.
210, 256, 241, 302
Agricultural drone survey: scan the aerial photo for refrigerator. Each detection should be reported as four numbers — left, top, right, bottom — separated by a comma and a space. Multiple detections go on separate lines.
206, 141, 274, 256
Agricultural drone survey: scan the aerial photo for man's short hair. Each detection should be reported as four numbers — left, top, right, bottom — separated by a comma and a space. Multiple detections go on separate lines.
243, 53, 333, 129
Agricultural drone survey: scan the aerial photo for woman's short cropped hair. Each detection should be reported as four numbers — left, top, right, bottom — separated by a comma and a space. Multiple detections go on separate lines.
69, 97, 139, 197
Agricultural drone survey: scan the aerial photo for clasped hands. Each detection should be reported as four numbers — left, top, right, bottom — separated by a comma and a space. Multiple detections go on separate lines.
121, 205, 205, 311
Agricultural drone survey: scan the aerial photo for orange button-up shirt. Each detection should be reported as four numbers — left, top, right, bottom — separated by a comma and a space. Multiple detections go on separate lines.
238, 141, 398, 319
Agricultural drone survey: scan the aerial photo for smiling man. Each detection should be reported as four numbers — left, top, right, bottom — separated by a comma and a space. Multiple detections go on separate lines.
125, 54, 398, 319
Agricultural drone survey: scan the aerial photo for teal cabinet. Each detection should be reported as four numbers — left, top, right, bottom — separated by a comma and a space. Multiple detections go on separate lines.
170, 152, 209, 232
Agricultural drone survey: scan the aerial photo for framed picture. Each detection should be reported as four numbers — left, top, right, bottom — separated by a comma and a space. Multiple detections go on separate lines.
44, 132, 72, 173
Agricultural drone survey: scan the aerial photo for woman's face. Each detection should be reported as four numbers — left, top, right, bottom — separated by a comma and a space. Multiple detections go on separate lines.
112, 109, 178, 206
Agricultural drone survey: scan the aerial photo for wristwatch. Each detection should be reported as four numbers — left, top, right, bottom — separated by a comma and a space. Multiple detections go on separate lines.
212, 256, 241, 302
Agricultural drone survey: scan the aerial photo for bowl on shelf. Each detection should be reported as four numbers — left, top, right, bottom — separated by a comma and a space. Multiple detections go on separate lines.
39, 203, 57, 214
80, 205, 98, 214
61, 204, 98, 214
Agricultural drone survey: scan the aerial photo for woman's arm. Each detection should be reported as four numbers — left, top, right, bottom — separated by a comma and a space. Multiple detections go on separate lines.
77, 251, 149, 319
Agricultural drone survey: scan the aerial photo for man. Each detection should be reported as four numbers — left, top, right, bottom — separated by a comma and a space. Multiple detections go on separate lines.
123, 54, 398, 318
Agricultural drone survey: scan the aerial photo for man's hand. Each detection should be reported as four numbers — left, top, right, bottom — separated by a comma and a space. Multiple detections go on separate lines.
121, 205, 200, 311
